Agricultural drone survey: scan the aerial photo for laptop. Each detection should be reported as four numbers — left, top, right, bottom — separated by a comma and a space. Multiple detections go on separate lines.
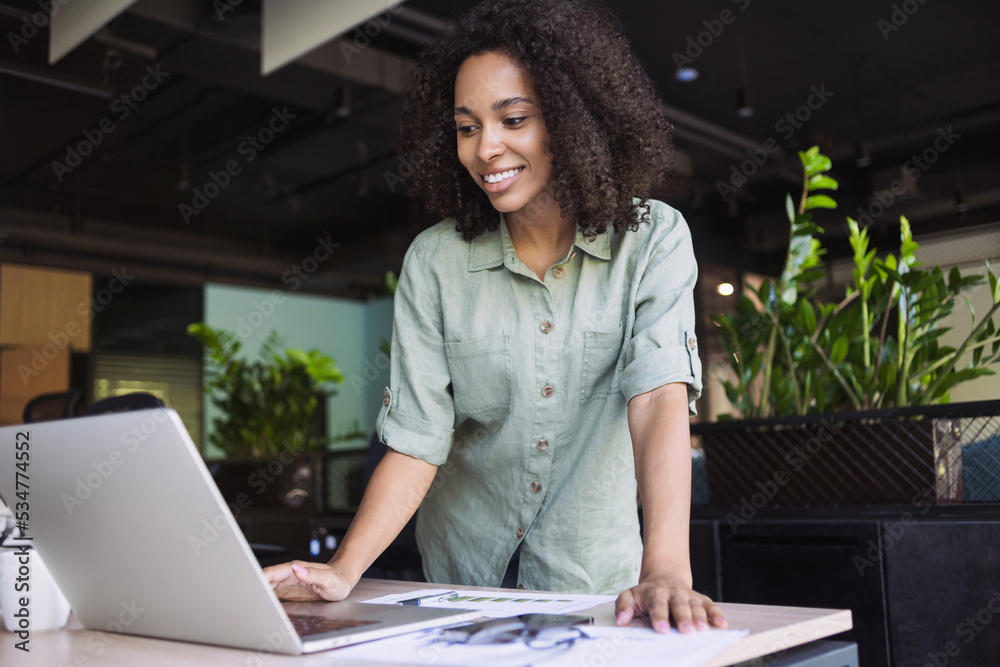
0, 408, 480, 654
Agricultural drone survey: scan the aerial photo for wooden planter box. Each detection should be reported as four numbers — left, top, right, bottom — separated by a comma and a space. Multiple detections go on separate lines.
693, 400, 1000, 507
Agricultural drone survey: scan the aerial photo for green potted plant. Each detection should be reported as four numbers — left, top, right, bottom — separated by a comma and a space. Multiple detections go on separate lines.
699, 147, 1000, 506
188, 323, 363, 511
188, 323, 345, 458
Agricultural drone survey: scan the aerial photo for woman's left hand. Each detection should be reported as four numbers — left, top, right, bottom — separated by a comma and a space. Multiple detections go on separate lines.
614, 572, 727, 634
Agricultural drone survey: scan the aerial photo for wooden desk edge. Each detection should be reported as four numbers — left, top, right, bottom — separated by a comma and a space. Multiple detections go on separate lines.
703, 606, 854, 667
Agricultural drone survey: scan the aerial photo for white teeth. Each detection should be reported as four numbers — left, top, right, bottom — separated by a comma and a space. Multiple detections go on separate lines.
485, 168, 521, 184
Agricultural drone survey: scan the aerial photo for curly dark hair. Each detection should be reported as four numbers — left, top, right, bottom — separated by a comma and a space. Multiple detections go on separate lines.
397, 0, 675, 240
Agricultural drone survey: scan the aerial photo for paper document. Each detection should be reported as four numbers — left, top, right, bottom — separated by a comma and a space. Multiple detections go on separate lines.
363, 587, 617, 618
328, 623, 749, 667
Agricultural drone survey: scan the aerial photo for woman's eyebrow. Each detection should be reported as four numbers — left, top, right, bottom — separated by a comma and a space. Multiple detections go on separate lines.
453, 96, 536, 116
491, 96, 534, 111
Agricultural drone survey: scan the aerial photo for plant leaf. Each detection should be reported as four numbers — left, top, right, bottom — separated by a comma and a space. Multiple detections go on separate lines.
831, 335, 849, 365
800, 147, 832, 176
987, 260, 1000, 304
808, 174, 839, 191
804, 195, 837, 211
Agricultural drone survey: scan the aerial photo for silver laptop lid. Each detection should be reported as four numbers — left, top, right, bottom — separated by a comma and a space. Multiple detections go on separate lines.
0, 409, 303, 653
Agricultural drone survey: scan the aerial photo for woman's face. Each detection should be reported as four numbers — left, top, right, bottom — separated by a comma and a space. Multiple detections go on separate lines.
453, 52, 555, 221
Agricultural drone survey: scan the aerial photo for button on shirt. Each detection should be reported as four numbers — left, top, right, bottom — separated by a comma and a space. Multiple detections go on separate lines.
376, 199, 702, 595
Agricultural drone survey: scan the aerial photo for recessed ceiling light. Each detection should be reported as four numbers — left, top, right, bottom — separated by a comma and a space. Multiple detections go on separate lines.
674, 67, 699, 82
736, 87, 754, 118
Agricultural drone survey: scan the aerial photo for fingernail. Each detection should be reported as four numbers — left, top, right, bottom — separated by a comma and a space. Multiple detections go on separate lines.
679, 622, 694, 633
718, 617, 728, 628
616, 611, 627, 625
696, 621, 708, 631
656, 621, 671, 633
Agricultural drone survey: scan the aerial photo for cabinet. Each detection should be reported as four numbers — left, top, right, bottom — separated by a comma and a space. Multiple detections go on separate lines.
690, 510, 1000, 667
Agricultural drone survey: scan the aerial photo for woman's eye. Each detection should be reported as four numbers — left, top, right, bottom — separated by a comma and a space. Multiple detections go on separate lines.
456, 125, 478, 135
504, 116, 527, 126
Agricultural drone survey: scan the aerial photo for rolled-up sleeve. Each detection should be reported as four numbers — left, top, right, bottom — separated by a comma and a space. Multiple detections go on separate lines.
619, 207, 703, 414
376, 244, 455, 465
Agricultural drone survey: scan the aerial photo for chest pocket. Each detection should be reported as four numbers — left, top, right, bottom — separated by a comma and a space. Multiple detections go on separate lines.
444, 335, 513, 421
580, 323, 625, 405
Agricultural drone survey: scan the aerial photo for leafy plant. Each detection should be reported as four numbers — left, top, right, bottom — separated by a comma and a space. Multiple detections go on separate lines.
188, 323, 346, 457
713, 147, 1000, 419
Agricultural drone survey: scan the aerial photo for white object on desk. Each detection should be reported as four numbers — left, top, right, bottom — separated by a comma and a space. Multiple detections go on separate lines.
365, 587, 618, 618
329, 622, 749, 667
0, 548, 71, 634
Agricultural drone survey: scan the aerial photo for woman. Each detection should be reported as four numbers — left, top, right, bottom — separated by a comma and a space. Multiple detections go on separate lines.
265, 0, 726, 634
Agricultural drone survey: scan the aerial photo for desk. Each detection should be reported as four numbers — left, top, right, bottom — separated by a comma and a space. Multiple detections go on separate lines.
0, 578, 854, 666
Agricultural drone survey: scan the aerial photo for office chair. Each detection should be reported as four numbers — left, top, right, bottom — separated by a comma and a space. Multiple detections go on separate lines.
83, 392, 164, 416
23, 389, 85, 423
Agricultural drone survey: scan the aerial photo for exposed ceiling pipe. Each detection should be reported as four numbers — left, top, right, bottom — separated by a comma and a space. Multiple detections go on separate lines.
122, 3, 783, 172
0, 209, 385, 286
0, 58, 116, 98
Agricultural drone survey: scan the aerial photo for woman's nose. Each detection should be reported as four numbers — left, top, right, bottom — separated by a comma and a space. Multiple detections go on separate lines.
477, 126, 505, 161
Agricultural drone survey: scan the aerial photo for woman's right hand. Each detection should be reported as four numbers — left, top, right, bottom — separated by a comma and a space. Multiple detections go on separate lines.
263, 560, 356, 602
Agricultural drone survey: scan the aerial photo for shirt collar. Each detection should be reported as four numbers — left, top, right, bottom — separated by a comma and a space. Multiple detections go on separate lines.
468, 214, 611, 272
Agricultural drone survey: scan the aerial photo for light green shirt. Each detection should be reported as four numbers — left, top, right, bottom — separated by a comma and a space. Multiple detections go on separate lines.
376, 199, 702, 594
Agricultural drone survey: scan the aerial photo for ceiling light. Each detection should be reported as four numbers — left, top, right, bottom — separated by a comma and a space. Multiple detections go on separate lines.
955, 191, 969, 213
856, 139, 872, 168
734, 33, 753, 117
674, 67, 699, 82
334, 84, 353, 118
736, 87, 754, 118
717, 282, 735, 296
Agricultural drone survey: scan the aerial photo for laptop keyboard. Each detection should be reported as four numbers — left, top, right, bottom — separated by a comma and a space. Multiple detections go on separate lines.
287, 613, 378, 638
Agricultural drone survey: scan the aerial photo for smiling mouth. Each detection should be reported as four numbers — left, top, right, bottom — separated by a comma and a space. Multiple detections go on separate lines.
482, 167, 524, 184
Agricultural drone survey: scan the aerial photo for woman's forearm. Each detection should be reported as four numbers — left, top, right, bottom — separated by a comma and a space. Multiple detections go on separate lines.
328, 448, 439, 583
627, 382, 694, 582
